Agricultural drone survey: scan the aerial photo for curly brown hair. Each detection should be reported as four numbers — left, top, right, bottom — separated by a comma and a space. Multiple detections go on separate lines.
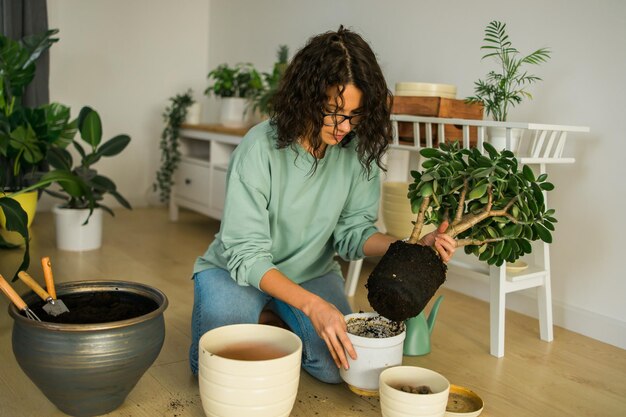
270, 25, 393, 176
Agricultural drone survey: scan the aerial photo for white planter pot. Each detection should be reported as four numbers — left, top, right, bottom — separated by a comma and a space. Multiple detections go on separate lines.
220, 97, 252, 128
486, 126, 523, 152
185, 102, 202, 124
379, 366, 450, 417
340, 312, 406, 396
53, 206, 103, 252
198, 324, 302, 417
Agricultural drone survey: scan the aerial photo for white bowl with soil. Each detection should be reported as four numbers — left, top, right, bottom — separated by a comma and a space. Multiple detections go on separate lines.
379, 366, 450, 417
198, 323, 302, 417
340, 312, 406, 396
8, 280, 168, 417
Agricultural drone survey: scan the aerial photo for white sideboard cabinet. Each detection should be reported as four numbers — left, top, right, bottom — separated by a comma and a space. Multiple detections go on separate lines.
168, 124, 247, 222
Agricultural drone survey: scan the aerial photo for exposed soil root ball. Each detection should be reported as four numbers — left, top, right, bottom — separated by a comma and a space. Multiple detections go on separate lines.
366, 241, 447, 322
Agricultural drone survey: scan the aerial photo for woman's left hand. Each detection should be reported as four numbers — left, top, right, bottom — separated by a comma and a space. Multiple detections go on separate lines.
419, 220, 456, 263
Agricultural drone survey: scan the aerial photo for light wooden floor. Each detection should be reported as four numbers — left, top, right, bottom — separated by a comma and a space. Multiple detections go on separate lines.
0, 207, 625, 417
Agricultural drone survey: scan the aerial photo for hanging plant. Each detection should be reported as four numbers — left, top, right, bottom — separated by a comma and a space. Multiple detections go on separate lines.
154, 90, 194, 203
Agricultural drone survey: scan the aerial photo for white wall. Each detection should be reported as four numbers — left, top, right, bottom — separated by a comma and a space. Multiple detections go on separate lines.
206, 0, 626, 349
43, 0, 626, 349
46, 0, 210, 208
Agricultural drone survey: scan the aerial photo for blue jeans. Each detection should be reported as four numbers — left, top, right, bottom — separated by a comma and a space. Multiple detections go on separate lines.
189, 267, 353, 383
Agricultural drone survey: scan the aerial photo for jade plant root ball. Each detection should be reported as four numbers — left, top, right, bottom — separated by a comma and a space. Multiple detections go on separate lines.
367, 241, 447, 322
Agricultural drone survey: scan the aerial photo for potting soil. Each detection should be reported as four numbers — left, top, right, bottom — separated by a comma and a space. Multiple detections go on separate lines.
26, 291, 158, 324
366, 241, 447, 322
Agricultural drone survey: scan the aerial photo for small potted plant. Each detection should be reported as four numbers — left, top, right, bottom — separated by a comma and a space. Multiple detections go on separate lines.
153, 89, 195, 203
367, 142, 557, 322
42, 106, 132, 251
466, 20, 551, 150
205, 62, 263, 127
0, 29, 76, 246
251, 45, 289, 118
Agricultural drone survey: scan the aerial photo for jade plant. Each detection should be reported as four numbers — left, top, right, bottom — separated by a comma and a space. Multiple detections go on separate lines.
367, 141, 556, 321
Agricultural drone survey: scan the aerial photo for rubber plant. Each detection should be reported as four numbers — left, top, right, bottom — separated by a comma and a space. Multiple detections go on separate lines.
153, 89, 194, 203
0, 106, 131, 279
465, 20, 551, 121
367, 142, 557, 321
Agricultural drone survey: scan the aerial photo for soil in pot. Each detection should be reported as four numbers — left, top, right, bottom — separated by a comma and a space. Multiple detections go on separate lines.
25, 291, 158, 324
346, 315, 405, 338
366, 241, 447, 322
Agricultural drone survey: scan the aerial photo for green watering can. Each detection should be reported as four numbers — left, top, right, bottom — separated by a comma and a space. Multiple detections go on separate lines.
403, 295, 444, 356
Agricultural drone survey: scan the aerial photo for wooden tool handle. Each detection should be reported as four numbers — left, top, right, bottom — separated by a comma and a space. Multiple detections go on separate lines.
17, 271, 51, 301
0, 274, 28, 311
41, 257, 57, 299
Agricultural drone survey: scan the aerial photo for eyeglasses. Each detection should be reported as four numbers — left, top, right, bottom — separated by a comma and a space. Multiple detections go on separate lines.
322, 112, 363, 127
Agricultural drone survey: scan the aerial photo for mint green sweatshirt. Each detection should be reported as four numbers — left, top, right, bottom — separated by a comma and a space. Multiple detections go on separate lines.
194, 120, 380, 289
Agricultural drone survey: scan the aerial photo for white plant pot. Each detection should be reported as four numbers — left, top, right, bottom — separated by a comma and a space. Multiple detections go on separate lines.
53, 206, 103, 252
379, 366, 450, 417
340, 312, 406, 396
185, 102, 202, 124
486, 126, 523, 152
199, 324, 302, 417
220, 97, 252, 128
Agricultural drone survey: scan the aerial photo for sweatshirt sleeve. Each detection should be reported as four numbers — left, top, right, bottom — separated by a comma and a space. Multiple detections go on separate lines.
218, 136, 276, 289
333, 166, 381, 261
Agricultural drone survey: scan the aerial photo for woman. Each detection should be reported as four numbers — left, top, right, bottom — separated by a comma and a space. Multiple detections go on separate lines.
189, 26, 456, 383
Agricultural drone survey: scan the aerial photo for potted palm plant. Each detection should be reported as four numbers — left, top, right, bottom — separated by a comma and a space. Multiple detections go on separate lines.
466, 20, 552, 150
43, 106, 132, 251
0, 29, 76, 246
367, 142, 557, 322
205, 62, 263, 127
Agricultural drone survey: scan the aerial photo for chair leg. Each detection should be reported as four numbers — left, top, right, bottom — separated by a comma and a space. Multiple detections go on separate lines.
537, 272, 554, 342
490, 265, 506, 357
344, 259, 363, 297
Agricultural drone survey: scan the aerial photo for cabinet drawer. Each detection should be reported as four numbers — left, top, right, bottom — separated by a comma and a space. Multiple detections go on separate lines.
210, 167, 227, 212
175, 161, 211, 206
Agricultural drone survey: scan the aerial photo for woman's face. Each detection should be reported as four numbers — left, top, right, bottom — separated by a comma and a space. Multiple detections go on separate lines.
320, 84, 363, 147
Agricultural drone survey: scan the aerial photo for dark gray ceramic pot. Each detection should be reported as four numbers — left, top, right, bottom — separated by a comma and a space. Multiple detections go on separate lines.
8, 280, 168, 417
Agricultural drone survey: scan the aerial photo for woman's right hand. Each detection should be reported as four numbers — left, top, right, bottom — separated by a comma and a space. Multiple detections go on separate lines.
304, 296, 357, 370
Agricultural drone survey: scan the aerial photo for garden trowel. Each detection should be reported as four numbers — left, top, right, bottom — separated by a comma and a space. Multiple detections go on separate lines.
17, 271, 69, 317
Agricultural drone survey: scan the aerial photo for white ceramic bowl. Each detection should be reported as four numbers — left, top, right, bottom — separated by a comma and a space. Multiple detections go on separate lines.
379, 366, 451, 417
340, 312, 406, 396
198, 324, 302, 417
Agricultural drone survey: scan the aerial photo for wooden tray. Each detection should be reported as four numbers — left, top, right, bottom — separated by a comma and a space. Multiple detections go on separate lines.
391, 96, 484, 146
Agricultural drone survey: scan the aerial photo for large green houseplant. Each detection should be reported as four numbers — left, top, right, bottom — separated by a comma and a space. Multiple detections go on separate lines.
0, 29, 75, 191
0, 106, 131, 276
367, 142, 556, 321
43, 106, 131, 215
466, 20, 552, 122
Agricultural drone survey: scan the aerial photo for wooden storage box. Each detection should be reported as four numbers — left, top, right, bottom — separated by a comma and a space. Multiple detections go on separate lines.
391, 96, 484, 146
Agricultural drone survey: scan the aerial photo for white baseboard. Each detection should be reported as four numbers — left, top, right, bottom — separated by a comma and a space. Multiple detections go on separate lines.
443, 270, 626, 350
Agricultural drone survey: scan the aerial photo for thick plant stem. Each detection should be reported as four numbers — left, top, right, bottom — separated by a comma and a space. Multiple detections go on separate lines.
408, 197, 430, 244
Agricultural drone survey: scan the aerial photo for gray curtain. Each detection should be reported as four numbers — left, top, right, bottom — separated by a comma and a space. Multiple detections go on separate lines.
0, 0, 49, 107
